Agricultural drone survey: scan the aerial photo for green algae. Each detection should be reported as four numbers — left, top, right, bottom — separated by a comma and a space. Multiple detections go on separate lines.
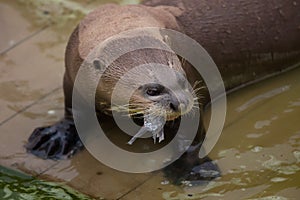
0, 165, 92, 200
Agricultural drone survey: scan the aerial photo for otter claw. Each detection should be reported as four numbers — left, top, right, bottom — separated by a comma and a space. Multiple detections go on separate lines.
26, 119, 83, 159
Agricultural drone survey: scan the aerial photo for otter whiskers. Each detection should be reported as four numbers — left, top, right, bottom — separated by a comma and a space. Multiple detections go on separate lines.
110, 102, 147, 117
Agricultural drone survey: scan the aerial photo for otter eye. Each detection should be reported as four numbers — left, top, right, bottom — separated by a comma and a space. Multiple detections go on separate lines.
142, 83, 164, 97
146, 87, 161, 96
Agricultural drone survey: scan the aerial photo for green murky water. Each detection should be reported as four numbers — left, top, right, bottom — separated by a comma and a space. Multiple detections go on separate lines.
0, 165, 92, 200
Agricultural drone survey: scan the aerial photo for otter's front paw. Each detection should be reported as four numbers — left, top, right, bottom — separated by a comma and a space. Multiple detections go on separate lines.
26, 119, 83, 159
163, 156, 220, 185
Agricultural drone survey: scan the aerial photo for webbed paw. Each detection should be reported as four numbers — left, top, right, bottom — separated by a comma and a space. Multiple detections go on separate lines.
26, 119, 83, 159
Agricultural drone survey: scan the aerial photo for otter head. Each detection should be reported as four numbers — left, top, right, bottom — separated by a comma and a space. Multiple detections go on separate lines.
107, 59, 196, 121
94, 34, 197, 121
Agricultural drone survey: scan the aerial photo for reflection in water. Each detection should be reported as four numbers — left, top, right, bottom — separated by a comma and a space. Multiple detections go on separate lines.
236, 85, 290, 112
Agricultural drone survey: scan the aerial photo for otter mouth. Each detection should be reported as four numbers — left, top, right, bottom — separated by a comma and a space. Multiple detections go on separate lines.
108, 79, 199, 145
144, 103, 190, 121
144, 102, 193, 121
109, 101, 195, 145
126, 101, 195, 145
119, 105, 192, 119
167, 102, 195, 121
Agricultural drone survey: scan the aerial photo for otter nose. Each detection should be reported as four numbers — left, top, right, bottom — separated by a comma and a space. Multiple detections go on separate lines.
169, 93, 189, 112
170, 101, 186, 112
169, 101, 179, 111
170, 96, 185, 112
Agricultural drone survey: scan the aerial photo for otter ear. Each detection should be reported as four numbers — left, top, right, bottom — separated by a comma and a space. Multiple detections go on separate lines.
93, 59, 105, 71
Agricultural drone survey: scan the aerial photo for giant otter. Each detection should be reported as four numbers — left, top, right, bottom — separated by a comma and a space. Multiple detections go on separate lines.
26, 0, 300, 182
